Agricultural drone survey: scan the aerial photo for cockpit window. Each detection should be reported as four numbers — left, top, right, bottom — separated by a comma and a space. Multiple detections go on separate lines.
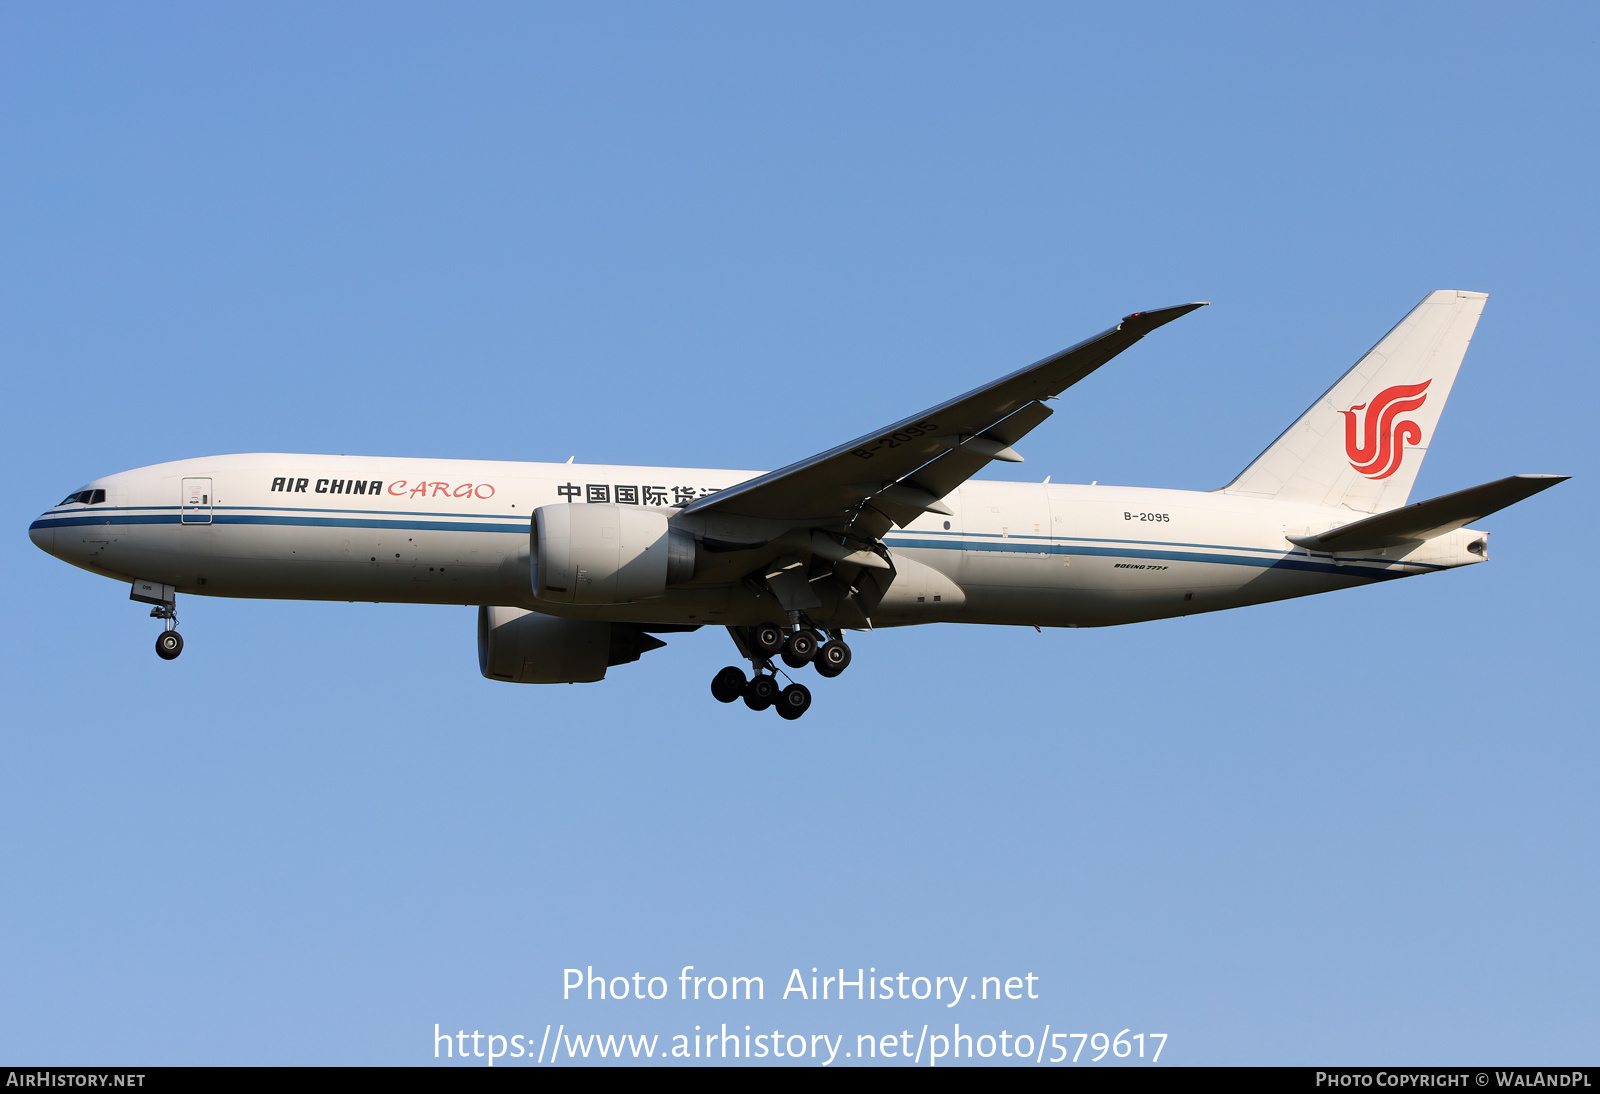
57, 489, 106, 506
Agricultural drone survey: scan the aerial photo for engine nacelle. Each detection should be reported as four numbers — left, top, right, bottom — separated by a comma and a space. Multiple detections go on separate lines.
532, 503, 694, 604
477, 606, 666, 684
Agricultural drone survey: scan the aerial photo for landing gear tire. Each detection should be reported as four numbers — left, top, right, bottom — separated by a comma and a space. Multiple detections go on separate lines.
752, 624, 785, 657
814, 640, 851, 678
743, 674, 778, 711
711, 666, 747, 703
776, 682, 812, 720
155, 631, 184, 660
780, 628, 820, 668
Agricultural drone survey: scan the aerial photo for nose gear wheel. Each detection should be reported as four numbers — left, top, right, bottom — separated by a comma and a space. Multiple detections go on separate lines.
155, 630, 184, 660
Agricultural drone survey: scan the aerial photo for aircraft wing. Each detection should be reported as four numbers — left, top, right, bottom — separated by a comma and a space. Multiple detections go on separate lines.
680, 302, 1207, 531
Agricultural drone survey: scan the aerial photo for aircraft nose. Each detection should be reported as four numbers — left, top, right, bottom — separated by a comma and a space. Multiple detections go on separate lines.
29, 518, 56, 556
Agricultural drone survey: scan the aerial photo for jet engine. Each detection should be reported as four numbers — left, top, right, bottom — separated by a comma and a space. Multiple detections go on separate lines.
532, 503, 694, 604
477, 605, 667, 684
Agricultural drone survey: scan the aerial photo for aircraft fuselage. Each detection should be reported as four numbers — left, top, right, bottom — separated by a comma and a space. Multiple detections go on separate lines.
29, 452, 1485, 631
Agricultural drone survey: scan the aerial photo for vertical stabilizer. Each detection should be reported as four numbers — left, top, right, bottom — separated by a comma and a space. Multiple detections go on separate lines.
1220, 290, 1487, 513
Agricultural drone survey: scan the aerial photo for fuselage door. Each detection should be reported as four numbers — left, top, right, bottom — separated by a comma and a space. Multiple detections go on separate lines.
181, 477, 213, 524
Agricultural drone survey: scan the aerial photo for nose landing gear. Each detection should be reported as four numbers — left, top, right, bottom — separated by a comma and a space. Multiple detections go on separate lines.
132, 581, 184, 661
151, 605, 183, 661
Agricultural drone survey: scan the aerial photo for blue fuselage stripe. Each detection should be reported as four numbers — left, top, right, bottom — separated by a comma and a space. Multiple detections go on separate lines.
32, 509, 1427, 580
33, 513, 528, 534
884, 535, 1419, 579
58, 503, 524, 520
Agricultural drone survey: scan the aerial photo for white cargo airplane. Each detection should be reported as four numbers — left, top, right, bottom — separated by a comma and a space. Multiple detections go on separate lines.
30, 290, 1565, 719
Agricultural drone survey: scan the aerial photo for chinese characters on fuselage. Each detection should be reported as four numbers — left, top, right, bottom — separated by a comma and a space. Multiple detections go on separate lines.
557, 483, 717, 506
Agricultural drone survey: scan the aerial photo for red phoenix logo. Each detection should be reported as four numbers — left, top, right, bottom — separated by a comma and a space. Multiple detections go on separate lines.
1341, 380, 1431, 480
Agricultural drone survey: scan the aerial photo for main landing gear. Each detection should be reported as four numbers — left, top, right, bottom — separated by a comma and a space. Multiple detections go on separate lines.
709, 622, 852, 720
151, 604, 183, 660
711, 665, 811, 720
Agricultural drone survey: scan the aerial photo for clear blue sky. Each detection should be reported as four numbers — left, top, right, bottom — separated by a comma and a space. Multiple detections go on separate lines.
2, 2, 1594, 1066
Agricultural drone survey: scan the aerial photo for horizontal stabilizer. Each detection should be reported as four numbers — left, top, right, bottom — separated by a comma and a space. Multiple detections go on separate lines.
1287, 474, 1568, 553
